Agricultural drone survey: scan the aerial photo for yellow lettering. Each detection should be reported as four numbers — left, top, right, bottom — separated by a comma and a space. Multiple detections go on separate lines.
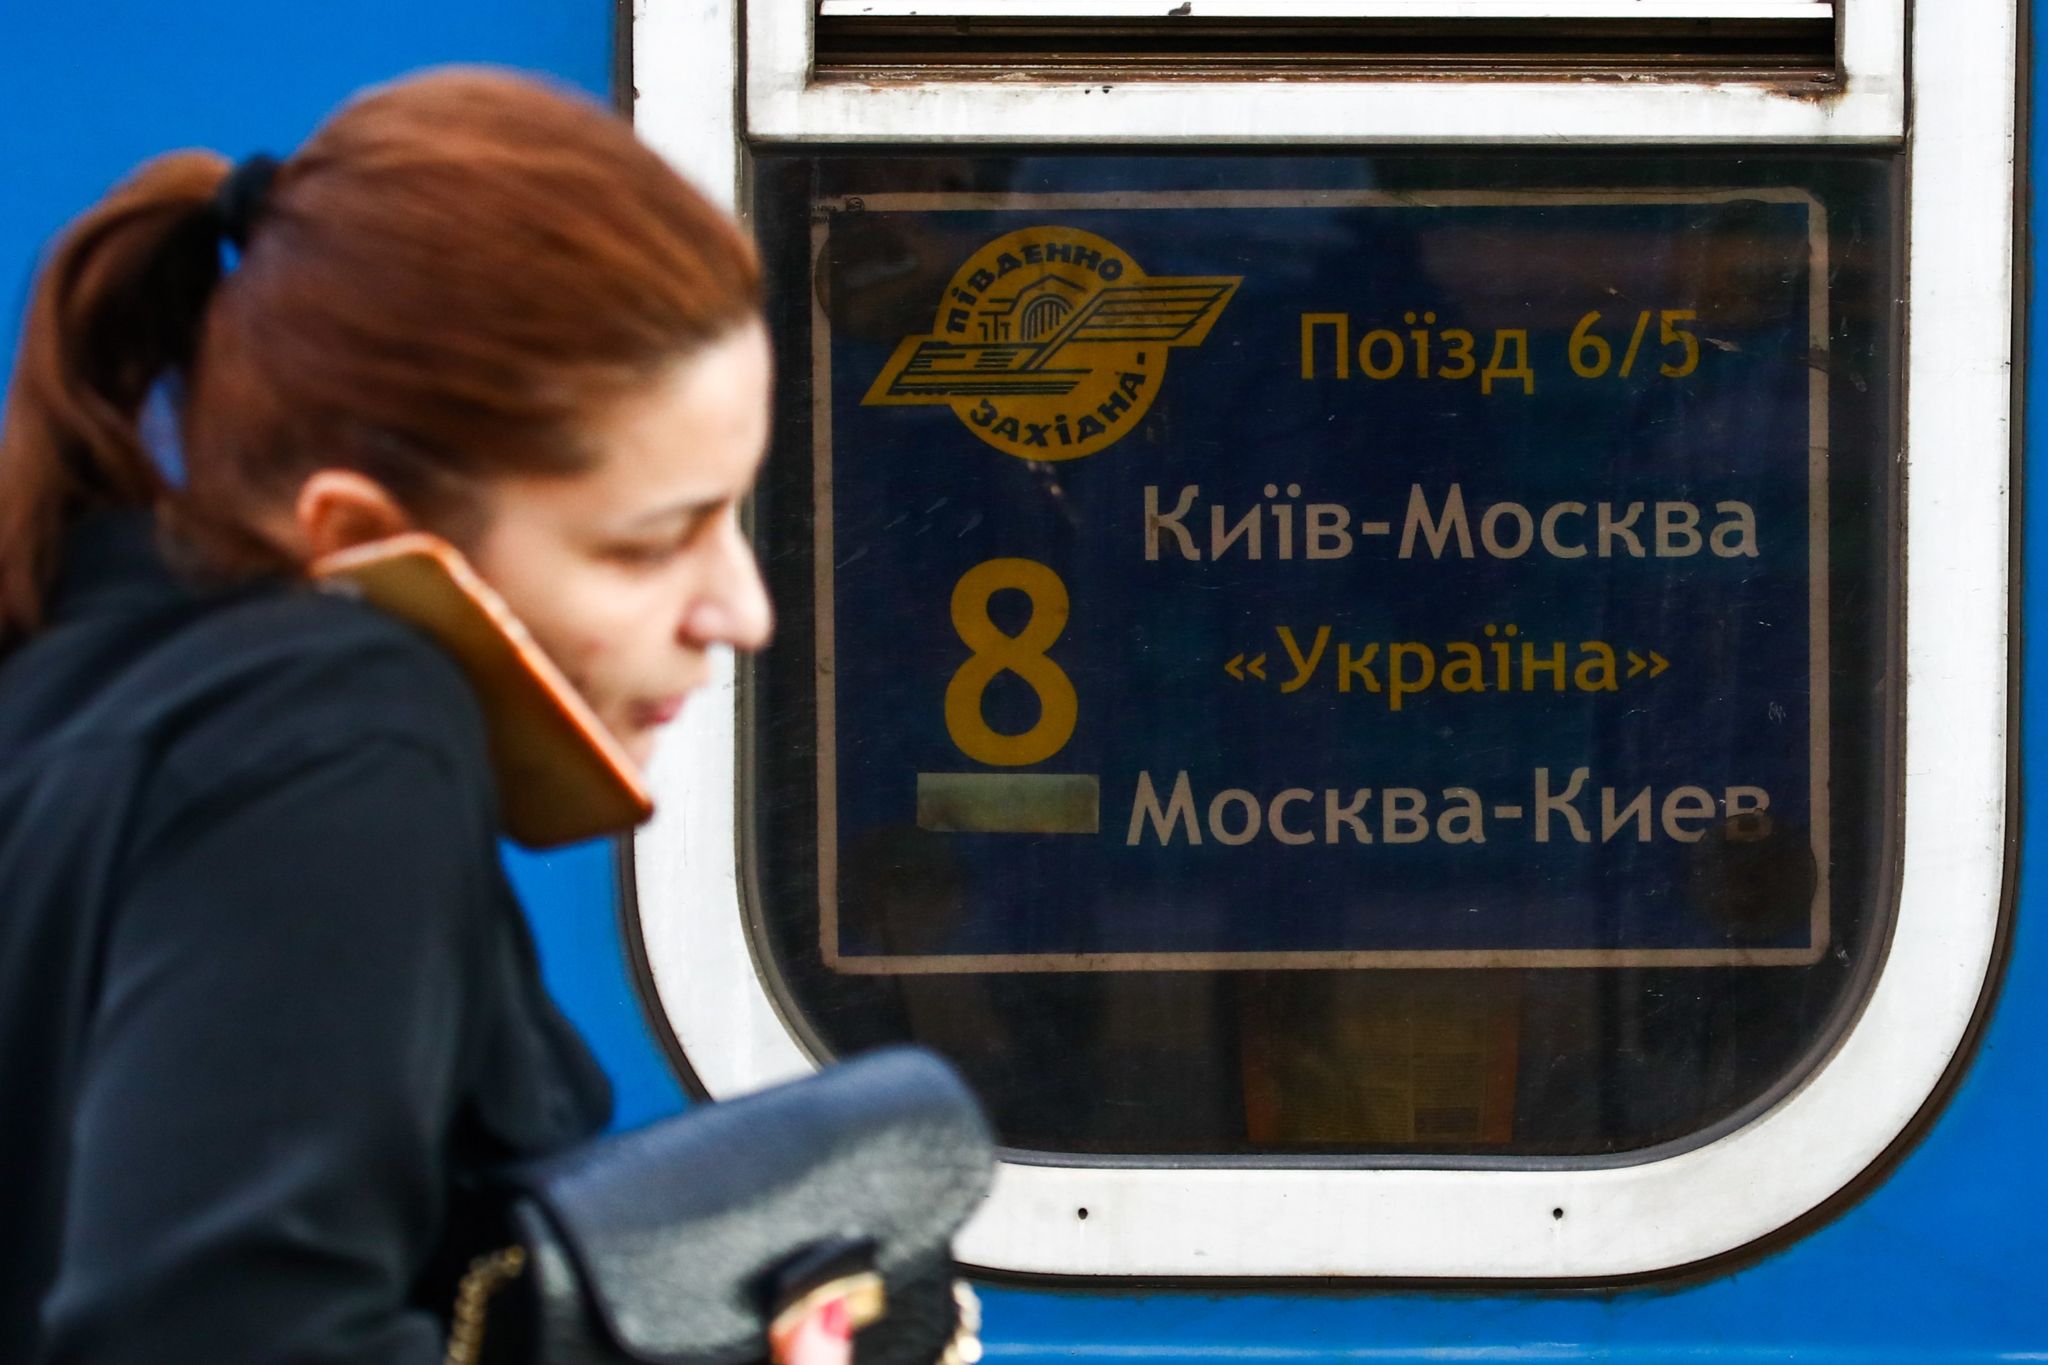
1441, 642, 1486, 693
1520, 642, 1567, 692
1387, 642, 1436, 712
1358, 328, 1405, 380
1439, 328, 1477, 380
1574, 641, 1619, 692
1300, 312, 1351, 379
1481, 329, 1535, 396
944, 558, 1078, 766
1568, 311, 1612, 379
1659, 309, 1700, 378
1276, 625, 1331, 695
1337, 642, 1381, 694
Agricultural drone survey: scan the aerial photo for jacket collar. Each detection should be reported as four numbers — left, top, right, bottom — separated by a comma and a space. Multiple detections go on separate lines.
48, 509, 203, 625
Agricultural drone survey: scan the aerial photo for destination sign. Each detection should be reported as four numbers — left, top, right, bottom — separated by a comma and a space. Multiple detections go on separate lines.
813, 190, 1827, 971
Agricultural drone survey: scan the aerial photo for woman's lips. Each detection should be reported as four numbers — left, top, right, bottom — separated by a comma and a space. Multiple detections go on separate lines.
630, 695, 687, 728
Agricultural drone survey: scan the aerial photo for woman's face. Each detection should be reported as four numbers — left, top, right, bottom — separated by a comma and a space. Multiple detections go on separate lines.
465, 323, 775, 765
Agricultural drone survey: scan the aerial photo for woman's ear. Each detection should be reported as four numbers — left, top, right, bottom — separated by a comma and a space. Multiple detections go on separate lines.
294, 469, 416, 560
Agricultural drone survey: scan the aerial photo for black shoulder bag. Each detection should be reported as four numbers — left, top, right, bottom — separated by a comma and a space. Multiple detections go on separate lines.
446, 1047, 994, 1365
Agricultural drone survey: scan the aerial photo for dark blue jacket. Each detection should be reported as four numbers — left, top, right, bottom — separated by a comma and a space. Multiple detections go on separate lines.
0, 512, 612, 1364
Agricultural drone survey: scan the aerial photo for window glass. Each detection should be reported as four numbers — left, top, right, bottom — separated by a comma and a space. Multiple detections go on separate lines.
745, 150, 1899, 1158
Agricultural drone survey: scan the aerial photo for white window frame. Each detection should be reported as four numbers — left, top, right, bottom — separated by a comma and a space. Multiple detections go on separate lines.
753, 0, 1900, 144
628, 0, 2014, 1278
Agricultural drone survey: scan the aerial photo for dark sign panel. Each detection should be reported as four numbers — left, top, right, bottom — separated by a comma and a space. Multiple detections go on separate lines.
817, 190, 1826, 971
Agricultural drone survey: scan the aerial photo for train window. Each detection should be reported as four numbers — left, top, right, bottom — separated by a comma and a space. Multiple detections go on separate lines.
629, 0, 2010, 1280
742, 148, 1898, 1162
812, 0, 1840, 78
738, 0, 1902, 144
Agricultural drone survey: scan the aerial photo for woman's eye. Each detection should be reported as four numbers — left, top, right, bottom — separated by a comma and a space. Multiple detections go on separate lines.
606, 540, 682, 567
601, 506, 723, 567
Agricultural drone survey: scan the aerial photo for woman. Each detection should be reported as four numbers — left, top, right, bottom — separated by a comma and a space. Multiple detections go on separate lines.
0, 69, 772, 1363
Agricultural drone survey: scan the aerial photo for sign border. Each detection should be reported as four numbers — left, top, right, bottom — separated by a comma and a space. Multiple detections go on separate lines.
813, 187, 1832, 974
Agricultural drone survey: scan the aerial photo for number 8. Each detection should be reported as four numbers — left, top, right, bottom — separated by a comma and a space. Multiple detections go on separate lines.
944, 558, 1078, 767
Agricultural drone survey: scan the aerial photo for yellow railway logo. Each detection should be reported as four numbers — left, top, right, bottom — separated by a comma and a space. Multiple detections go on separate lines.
863, 226, 1240, 461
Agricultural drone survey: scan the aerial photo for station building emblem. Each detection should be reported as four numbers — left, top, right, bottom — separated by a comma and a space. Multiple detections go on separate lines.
863, 226, 1239, 461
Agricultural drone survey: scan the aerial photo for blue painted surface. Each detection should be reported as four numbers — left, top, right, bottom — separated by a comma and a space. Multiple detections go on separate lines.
0, 2, 607, 366
3, 1, 2040, 1359
503, 841, 685, 1130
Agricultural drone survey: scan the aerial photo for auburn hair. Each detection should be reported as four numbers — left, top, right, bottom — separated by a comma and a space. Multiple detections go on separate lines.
0, 67, 761, 647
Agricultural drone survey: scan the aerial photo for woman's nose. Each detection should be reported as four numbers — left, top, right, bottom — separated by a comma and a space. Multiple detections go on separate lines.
682, 524, 774, 652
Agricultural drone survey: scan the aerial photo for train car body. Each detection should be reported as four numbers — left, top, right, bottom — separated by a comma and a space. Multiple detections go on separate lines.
3, 0, 2040, 1358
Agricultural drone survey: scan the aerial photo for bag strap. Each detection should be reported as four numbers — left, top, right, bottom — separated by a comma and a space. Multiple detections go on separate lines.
444, 1245, 529, 1365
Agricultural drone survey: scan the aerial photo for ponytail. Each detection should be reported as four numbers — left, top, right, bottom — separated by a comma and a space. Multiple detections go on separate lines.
0, 151, 231, 646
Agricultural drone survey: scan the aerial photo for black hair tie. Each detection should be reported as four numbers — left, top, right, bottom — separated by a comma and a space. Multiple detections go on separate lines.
212, 153, 281, 250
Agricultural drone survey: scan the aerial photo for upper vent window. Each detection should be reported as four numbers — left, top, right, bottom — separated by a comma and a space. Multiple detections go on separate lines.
812, 0, 1838, 78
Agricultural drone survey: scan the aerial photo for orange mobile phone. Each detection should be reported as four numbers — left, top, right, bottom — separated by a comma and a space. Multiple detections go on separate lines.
311, 533, 654, 849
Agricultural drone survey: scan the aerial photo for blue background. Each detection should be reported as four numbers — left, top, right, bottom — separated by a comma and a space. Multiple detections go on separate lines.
1, 2, 2039, 1358
828, 199, 1818, 960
